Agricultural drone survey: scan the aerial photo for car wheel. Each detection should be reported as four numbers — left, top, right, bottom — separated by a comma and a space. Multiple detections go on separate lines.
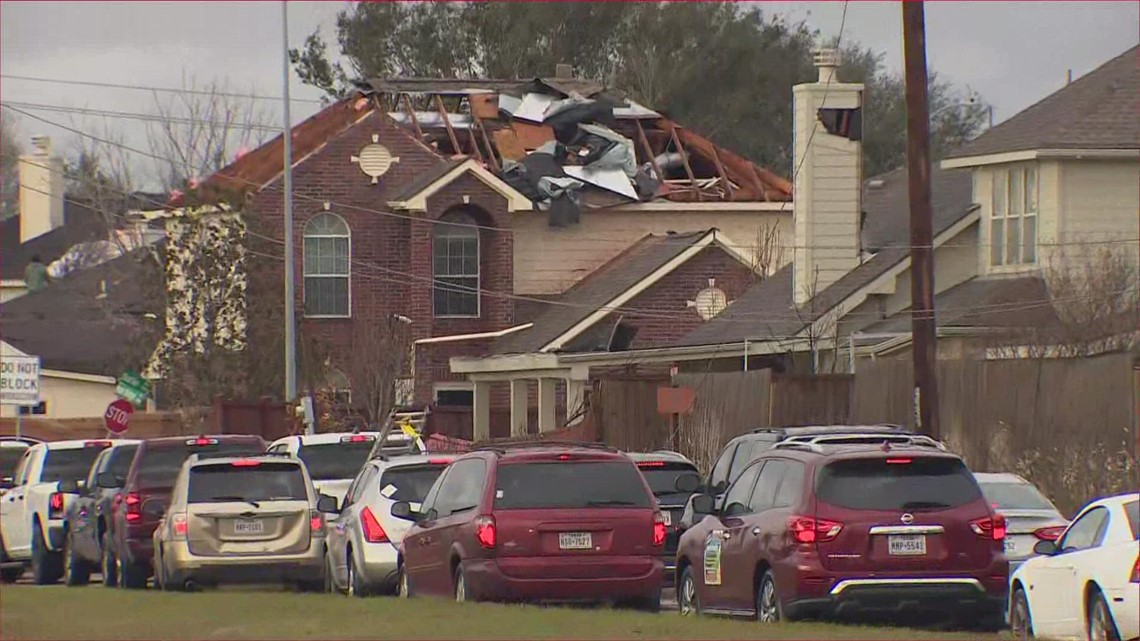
101, 533, 118, 587
396, 563, 411, 599
678, 566, 700, 616
1088, 590, 1121, 641
454, 566, 467, 603
1010, 588, 1034, 640
118, 554, 148, 589
64, 531, 91, 586
756, 570, 782, 623
31, 522, 63, 585
347, 550, 369, 598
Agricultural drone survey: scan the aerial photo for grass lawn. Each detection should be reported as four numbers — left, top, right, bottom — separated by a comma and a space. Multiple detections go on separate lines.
0, 585, 1002, 640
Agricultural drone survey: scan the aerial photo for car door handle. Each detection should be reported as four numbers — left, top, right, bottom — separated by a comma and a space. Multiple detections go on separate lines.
751, 527, 761, 536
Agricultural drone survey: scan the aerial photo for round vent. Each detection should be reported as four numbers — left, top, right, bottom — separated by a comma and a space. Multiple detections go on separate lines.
693, 285, 728, 320
356, 143, 394, 180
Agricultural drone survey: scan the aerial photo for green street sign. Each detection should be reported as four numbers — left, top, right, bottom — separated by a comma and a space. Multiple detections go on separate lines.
116, 370, 151, 408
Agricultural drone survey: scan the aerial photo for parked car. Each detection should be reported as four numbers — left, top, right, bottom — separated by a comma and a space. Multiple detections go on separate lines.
973, 472, 1067, 572
391, 442, 668, 610
152, 452, 334, 591
1010, 492, 1139, 641
0, 437, 42, 497
0, 439, 113, 584
62, 439, 141, 586
324, 453, 458, 596
105, 435, 266, 589
625, 451, 702, 587
675, 432, 1008, 628
267, 432, 379, 508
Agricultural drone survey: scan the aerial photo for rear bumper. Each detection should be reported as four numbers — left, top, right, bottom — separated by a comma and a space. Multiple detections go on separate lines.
357, 542, 399, 591
785, 577, 1007, 620
463, 557, 663, 603
162, 541, 324, 585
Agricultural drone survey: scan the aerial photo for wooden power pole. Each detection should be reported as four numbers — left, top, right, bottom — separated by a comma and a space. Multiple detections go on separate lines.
902, 0, 942, 439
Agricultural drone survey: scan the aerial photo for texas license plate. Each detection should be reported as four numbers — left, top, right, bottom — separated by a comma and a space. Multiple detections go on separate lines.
888, 534, 927, 556
233, 519, 264, 535
559, 532, 592, 550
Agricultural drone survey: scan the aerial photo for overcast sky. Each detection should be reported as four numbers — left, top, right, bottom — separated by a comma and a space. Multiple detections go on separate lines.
2, 1, 1137, 189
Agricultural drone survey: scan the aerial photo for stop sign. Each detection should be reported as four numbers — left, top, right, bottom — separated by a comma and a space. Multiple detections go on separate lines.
104, 399, 134, 434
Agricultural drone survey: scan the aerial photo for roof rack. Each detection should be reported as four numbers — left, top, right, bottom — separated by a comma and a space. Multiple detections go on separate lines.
774, 433, 946, 452
474, 440, 617, 454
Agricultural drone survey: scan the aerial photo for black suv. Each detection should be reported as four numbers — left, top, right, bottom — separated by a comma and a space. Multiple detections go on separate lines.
625, 451, 701, 587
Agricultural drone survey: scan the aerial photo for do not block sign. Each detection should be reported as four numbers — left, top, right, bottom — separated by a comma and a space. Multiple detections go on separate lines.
104, 399, 134, 434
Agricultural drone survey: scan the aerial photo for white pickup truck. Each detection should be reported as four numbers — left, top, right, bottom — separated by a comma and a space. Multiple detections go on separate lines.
0, 439, 112, 584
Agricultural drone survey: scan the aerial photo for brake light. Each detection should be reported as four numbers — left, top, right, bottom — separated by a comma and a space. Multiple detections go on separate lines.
188, 437, 218, 446
125, 491, 141, 523
653, 512, 667, 546
230, 459, 261, 467
171, 513, 188, 539
557, 454, 573, 461
360, 506, 389, 543
638, 461, 666, 468
1033, 525, 1065, 541
309, 510, 325, 536
342, 434, 374, 443
1131, 557, 1139, 583
475, 515, 496, 549
970, 514, 1007, 541
85, 440, 112, 448
885, 458, 912, 464
787, 516, 843, 544
428, 458, 452, 465
49, 492, 64, 517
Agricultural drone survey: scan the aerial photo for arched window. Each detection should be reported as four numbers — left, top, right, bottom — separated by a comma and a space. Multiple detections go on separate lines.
303, 212, 350, 317
433, 210, 479, 317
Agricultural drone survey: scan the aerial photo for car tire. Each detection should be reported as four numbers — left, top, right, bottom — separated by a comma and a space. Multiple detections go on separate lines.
677, 565, 700, 616
756, 569, 783, 623
64, 531, 91, 586
1088, 589, 1121, 641
31, 522, 63, 585
347, 549, 369, 598
101, 532, 118, 588
118, 554, 148, 589
454, 565, 468, 603
396, 563, 411, 599
1009, 588, 1033, 640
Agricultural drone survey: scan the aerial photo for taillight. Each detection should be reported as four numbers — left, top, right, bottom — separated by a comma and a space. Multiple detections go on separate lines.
787, 516, 843, 544
49, 492, 64, 518
652, 512, 667, 547
885, 458, 912, 464
1130, 557, 1139, 583
309, 510, 325, 537
1033, 525, 1065, 541
171, 512, 188, 539
970, 514, 1007, 541
125, 492, 141, 523
360, 506, 389, 543
638, 461, 666, 468
428, 458, 452, 465
475, 515, 496, 549
85, 440, 112, 448
230, 459, 261, 467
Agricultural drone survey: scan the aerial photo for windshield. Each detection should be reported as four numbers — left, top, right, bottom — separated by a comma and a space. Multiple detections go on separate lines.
0, 448, 25, 479
378, 464, 448, 503
42, 446, 108, 484
816, 457, 983, 511
188, 463, 308, 504
495, 461, 652, 510
137, 442, 263, 488
636, 462, 699, 498
978, 481, 1056, 511
1126, 500, 1138, 540
297, 442, 374, 481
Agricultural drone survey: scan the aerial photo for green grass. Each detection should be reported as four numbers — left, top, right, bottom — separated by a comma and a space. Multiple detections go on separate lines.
0, 585, 1001, 640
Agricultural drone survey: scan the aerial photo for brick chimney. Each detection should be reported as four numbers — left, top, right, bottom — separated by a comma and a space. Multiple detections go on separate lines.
18, 135, 65, 243
792, 49, 864, 306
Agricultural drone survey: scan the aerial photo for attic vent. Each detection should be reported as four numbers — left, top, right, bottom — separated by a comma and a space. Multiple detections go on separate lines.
688, 278, 729, 320
351, 137, 400, 184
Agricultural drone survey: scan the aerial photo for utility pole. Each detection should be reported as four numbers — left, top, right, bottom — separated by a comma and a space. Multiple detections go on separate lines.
281, 0, 298, 404
902, 0, 942, 440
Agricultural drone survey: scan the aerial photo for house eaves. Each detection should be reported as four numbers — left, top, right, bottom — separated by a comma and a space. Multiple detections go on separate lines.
941, 147, 1140, 169
386, 157, 533, 213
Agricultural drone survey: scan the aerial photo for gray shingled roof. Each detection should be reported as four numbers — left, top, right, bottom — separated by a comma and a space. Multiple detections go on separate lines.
947, 45, 1140, 159
860, 275, 1059, 334
0, 202, 106, 280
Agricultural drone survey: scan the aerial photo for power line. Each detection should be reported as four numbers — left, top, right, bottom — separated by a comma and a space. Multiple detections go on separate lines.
4, 100, 280, 133
0, 73, 326, 105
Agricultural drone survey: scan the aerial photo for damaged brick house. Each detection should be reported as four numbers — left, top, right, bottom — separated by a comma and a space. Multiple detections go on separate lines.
174, 65, 793, 436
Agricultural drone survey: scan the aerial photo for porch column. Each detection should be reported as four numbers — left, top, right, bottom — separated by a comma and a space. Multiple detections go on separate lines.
537, 378, 557, 433
509, 379, 529, 437
472, 381, 492, 441
565, 378, 587, 426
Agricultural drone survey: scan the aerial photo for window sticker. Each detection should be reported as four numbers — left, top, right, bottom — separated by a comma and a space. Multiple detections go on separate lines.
703, 531, 722, 586
380, 484, 397, 498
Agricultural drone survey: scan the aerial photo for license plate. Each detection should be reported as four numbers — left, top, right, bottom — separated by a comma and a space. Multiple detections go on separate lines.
661, 512, 672, 526
888, 534, 927, 556
559, 532, 592, 550
233, 519, 264, 535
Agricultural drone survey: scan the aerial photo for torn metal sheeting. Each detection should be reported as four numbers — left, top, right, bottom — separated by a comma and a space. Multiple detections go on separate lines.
614, 100, 661, 120
563, 165, 639, 200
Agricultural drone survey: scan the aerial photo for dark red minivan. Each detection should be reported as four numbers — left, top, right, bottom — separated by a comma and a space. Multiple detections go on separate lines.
392, 442, 666, 610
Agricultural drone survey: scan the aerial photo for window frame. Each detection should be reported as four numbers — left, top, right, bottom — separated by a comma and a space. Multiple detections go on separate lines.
432, 458, 486, 517
302, 212, 352, 319
433, 382, 474, 407
723, 460, 763, 516
432, 212, 481, 319
1058, 505, 1109, 553
989, 165, 1039, 269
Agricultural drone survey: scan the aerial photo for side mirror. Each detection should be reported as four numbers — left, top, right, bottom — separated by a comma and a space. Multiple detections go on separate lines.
57, 479, 81, 494
390, 501, 417, 521
96, 471, 121, 489
1032, 539, 1059, 556
690, 493, 716, 516
674, 472, 701, 494
316, 494, 340, 514
1, 476, 16, 490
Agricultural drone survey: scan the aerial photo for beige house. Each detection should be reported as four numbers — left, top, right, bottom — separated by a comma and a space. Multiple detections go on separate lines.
0, 342, 118, 420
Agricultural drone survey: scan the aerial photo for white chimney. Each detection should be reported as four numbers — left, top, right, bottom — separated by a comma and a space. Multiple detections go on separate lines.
18, 135, 65, 243
792, 48, 864, 306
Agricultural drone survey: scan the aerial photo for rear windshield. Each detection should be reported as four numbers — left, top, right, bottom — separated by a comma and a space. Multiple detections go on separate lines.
107, 446, 139, 479
188, 463, 308, 504
495, 461, 652, 510
1126, 500, 1138, 540
378, 464, 448, 503
298, 441, 374, 481
42, 446, 108, 484
816, 457, 983, 512
978, 481, 1055, 511
636, 462, 699, 498
0, 447, 25, 479
137, 442, 263, 488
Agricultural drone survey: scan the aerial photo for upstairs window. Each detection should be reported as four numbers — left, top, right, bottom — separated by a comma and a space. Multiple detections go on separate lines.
433, 211, 480, 317
990, 166, 1038, 267
303, 213, 350, 317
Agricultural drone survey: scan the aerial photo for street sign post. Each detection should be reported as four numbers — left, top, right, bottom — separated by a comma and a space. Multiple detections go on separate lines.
115, 370, 151, 409
104, 399, 134, 434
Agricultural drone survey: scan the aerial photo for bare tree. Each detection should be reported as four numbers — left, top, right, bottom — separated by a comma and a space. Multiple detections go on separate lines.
748, 221, 786, 282
343, 316, 414, 429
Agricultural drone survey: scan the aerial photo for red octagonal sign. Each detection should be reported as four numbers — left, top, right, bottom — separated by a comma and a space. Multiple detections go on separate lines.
104, 399, 134, 434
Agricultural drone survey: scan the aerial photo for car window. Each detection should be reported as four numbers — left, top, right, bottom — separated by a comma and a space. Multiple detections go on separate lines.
420, 468, 447, 515
434, 459, 486, 516
772, 460, 806, 509
0, 447, 27, 481
749, 460, 787, 512
1059, 506, 1109, 552
494, 461, 652, 510
729, 439, 773, 483
1125, 500, 1139, 540
187, 462, 309, 503
136, 442, 263, 489
815, 457, 983, 511
378, 463, 450, 503
723, 462, 762, 516
42, 446, 108, 485
85, 450, 110, 490
636, 461, 699, 499
13, 450, 31, 485
346, 466, 377, 505
708, 443, 738, 493
296, 440, 374, 481
978, 481, 1055, 511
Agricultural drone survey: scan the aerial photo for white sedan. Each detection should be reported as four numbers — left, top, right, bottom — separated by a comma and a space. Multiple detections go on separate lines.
1010, 492, 1139, 641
